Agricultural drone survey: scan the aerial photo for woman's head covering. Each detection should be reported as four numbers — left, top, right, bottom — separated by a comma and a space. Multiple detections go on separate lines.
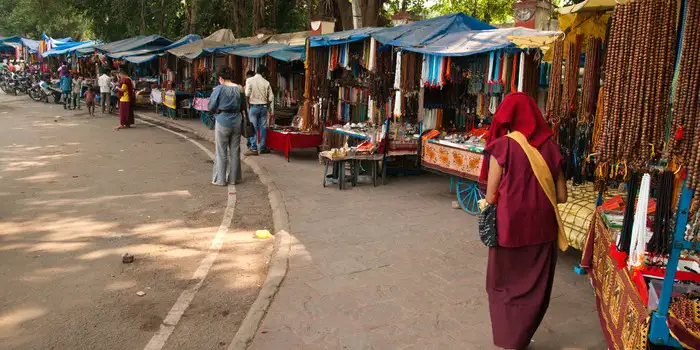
479, 92, 554, 181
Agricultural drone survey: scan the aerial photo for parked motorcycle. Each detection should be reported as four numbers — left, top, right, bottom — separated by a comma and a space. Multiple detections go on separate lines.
39, 80, 62, 104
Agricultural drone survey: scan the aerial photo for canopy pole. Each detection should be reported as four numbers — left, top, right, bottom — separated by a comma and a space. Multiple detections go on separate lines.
301, 38, 312, 130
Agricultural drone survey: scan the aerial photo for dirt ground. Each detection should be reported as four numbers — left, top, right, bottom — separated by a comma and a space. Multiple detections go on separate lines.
0, 93, 273, 349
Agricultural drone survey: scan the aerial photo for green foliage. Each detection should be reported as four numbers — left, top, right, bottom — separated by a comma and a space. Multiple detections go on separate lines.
384, 0, 427, 17
429, 0, 515, 24
0, 0, 92, 39
0, 0, 309, 42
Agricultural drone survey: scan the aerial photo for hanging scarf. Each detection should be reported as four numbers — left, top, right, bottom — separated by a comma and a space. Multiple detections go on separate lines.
518, 52, 526, 92
480, 92, 554, 181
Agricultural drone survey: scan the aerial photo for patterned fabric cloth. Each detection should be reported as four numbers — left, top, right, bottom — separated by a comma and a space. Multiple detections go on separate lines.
193, 97, 210, 111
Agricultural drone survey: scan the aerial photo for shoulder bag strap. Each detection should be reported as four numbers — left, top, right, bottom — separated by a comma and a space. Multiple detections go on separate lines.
506, 131, 569, 251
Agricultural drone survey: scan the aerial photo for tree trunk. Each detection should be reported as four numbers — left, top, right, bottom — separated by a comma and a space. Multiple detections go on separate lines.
159, 0, 166, 34
307, 0, 315, 29
140, 0, 146, 35
230, 0, 241, 37
252, 0, 265, 32
189, 0, 197, 34
351, 0, 362, 28
335, 0, 352, 30
483, 0, 493, 24
270, 0, 277, 30
361, 0, 383, 27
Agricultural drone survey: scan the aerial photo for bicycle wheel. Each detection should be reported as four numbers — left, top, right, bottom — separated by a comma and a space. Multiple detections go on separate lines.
456, 179, 485, 215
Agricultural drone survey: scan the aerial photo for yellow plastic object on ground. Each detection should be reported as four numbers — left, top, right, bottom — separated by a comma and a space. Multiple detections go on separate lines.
255, 230, 272, 239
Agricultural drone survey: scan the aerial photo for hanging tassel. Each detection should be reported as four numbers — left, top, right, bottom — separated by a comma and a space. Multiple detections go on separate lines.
675, 126, 684, 140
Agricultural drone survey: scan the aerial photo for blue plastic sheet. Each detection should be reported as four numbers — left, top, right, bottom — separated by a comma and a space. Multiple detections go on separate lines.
163, 34, 201, 50
96, 35, 172, 54
309, 27, 383, 48
269, 45, 305, 62
221, 43, 289, 58
42, 41, 96, 57
372, 13, 494, 48
400, 27, 561, 57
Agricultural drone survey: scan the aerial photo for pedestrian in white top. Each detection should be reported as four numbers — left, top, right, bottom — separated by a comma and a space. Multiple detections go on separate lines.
244, 65, 274, 155
98, 71, 112, 114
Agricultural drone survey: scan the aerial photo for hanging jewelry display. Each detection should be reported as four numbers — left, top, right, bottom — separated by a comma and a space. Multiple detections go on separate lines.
545, 39, 564, 122
667, 0, 700, 191
597, 0, 680, 166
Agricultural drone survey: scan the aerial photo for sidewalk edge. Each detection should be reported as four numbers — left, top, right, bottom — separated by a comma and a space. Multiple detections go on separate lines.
135, 113, 292, 350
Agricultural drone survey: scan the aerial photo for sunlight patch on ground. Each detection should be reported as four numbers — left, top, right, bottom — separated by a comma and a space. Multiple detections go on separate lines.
25, 190, 192, 206
0, 306, 47, 339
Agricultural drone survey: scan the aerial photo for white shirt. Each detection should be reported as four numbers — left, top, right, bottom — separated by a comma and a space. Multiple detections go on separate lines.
98, 74, 111, 93
245, 74, 274, 114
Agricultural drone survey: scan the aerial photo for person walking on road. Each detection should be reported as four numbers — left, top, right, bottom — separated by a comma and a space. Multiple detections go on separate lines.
481, 92, 567, 350
244, 65, 274, 156
98, 70, 111, 113
115, 71, 135, 130
60, 73, 72, 110
71, 74, 83, 110
243, 70, 256, 152
84, 85, 97, 117
208, 66, 243, 186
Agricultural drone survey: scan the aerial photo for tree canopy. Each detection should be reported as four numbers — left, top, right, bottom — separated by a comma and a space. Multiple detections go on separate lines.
0, 0, 520, 41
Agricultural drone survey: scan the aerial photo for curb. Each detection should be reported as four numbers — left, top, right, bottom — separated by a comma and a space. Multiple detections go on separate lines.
135, 113, 292, 350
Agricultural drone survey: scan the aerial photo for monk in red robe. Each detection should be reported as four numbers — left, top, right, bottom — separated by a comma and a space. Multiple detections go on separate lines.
480, 92, 568, 349
115, 71, 135, 130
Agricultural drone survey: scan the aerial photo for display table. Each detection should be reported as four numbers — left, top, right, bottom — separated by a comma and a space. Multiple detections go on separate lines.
421, 139, 484, 180
319, 152, 385, 189
324, 127, 419, 157
581, 211, 650, 350
266, 129, 323, 161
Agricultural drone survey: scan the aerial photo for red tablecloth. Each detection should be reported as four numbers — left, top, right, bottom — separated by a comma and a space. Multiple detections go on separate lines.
266, 129, 323, 160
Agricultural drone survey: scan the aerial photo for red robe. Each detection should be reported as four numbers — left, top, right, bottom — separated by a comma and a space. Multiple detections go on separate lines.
118, 77, 135, 126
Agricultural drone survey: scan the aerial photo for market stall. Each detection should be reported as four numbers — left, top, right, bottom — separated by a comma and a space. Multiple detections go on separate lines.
223, 42, 320, 160
578, 0, 700, 347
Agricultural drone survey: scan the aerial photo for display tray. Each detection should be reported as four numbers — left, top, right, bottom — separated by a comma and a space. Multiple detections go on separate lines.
421, 139, 483, 181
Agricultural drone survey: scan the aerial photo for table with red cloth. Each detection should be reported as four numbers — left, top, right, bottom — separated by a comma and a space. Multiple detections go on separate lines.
581, 210, 651, 350
266, 128, 323, 161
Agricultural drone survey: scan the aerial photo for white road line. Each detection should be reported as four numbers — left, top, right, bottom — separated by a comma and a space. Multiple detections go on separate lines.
139, 119, 235, 350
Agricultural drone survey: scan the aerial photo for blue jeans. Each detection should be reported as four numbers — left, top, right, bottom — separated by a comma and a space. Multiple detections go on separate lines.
249, 105, 268, 150
62, 92, 71, 108
212, 119, 242, 185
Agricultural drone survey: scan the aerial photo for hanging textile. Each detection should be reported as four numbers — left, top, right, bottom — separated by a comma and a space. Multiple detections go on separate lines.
368, 38, 377, 72
517, 52, 526, 92
628, 173, 651, 269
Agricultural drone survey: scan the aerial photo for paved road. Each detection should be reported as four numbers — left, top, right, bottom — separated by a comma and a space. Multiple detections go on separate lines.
0, 94, 273, 350
137, 113, 608, 349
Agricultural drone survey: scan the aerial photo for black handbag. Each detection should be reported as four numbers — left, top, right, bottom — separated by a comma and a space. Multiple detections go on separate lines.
243, 116, 254, 138
478, 203, 498, 248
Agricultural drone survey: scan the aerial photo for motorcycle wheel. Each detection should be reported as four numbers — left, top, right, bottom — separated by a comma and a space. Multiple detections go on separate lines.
29, 88, 43, 102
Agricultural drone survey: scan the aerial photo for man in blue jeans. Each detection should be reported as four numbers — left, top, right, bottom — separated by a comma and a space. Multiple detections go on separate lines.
60, 73, 73, 110
244, 65, 274, 156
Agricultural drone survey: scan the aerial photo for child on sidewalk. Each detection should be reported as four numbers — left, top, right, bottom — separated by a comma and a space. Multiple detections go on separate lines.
84, 85, 97, 117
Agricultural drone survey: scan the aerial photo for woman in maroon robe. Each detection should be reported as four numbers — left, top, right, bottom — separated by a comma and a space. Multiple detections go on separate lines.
480, 93, 568, 349
115, 71, 135, 130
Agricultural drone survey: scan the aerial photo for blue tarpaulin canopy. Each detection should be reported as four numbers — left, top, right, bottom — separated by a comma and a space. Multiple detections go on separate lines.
269, 45, 305, 62
400, 27, 561, 57
309, 27, 383, 47
123, 54, 160, 64
42, 40, 97, 57
0, 36, 40, 53
221, 43, 289, 58
372, 13, 494, 48
163, 34, 201, 50
96, 35, 172, 54
0, 43, 15, 52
